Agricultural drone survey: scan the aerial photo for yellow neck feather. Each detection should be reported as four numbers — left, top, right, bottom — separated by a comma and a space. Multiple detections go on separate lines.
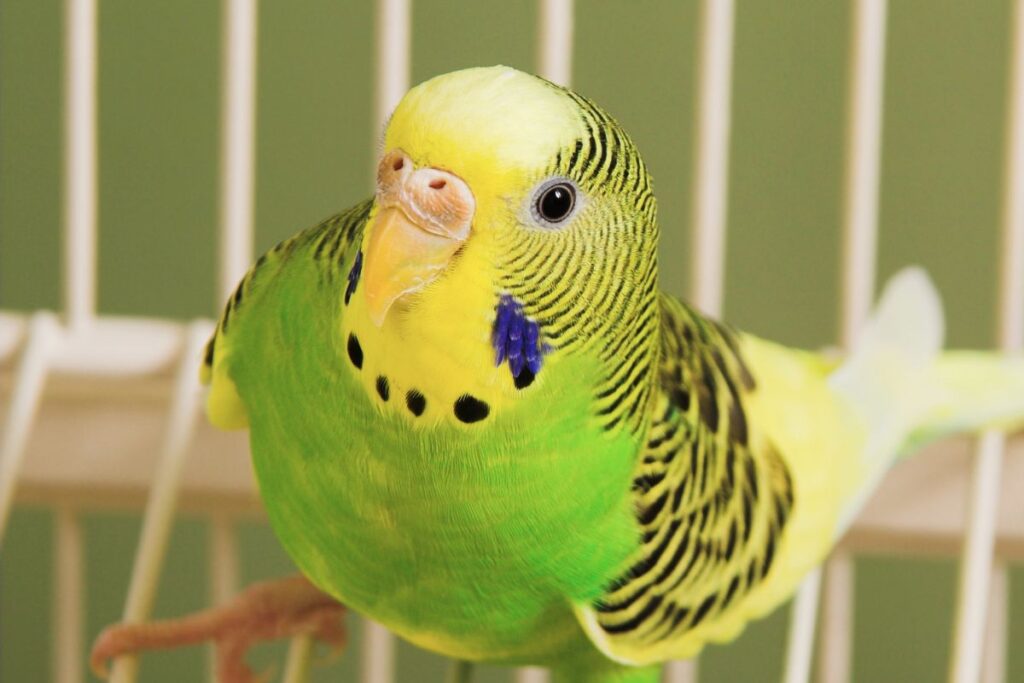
343, 226, 525, 427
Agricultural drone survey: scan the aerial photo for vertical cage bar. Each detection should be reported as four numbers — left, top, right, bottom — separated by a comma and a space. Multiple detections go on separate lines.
0, 312, 58, 542
688, 0, 735, 317
817, 551, 854, 683
787, 1, 889, 682
282, 636, 314, 683
998, 0, 1024, 356
664, 660, 699, 682
839, 0, 889, 345
671, 2, 737, 682
214, 2, 257, 676
207, 514, 239, 682
783, 568, 823, 683
217, 0, 258, 300
950, 0, 1024, 679
109, 323, 210, 683
208, 514, 239, 610
373, 0, 410, 138
515, 668, 550, 683
62, 0, 98, 330
359, 3, 411, 681
361, 618, 396, 683
49, 6, 96, 672
981, 562, 1008, 683
536, 0, 574, 87
53, 506, 84, 683
951, 432, 1006, 683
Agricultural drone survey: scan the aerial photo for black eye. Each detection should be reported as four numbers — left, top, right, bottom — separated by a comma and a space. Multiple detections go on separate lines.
536, 182, 576, 223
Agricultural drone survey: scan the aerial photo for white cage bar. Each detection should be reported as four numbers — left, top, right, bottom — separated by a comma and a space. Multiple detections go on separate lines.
981, 560, 1009, 683
688, 0, 735, 320
62, 0, 98, 332
54, 505, 84, 683
786, 1, 890, 682
208, 0, 257, 675
208, 512, 240, 680
0, 1, 1021, 682
817, 551, 854, 683
667, 1, 738, 681
839, 0, 889, 347
360, 1, 412, 680
949, 0, 1024, 679
217, 0, 258, 301
537, 0, 574, 88
374, 0, 411, 147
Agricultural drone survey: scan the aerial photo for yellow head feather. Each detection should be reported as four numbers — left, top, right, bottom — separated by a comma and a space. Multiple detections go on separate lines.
384, 66, 586, 229
355, 65, 659, 433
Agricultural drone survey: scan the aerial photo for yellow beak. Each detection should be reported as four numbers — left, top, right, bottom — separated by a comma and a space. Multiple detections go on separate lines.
362, 150, 475, 327
363, 205, 467, 327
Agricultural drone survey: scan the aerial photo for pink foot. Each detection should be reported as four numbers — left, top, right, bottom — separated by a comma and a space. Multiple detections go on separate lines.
91, 575, 346, 683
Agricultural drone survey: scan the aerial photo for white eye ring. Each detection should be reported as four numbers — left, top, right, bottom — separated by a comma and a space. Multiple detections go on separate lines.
530, 178, 579, 227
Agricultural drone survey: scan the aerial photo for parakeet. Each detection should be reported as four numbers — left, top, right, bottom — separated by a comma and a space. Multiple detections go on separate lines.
93, 66, 1024, 683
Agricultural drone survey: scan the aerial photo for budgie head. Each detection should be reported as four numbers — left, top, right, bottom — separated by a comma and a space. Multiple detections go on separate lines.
356, 66, 660, 432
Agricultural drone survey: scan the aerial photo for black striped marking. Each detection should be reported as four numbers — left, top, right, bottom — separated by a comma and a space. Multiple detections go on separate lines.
590, 296, 796, 649
492, 80, 658, 436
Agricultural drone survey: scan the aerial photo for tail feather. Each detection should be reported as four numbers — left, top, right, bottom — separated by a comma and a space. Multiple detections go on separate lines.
829, 268, 945, 463
905, 351, 1024, 452
829, 266, 1024, 531
828, 267, 947, 530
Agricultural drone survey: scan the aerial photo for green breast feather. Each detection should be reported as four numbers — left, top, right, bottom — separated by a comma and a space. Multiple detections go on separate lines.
204, 205, 647, 670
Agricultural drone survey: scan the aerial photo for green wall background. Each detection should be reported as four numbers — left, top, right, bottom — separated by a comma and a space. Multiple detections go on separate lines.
1, 1, 1022, 681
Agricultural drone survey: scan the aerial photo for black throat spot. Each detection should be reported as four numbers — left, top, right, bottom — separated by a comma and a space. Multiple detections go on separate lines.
454, 394, 489, 423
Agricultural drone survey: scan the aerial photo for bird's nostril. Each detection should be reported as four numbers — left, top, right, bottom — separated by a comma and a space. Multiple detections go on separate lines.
429, 179, 447, 190
392, 158, 404, 172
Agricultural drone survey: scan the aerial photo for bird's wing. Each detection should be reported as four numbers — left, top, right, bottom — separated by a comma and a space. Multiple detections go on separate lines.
574, 294, 832, 666
201, 201, 372, 430
574, 271, 959, 666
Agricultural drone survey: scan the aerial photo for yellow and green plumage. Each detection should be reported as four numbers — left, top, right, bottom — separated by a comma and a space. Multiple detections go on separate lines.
202, 66, 1024, 682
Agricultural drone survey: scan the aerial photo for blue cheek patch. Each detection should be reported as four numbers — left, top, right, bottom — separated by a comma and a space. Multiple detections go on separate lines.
345, 250, 363, 305
492, 295, 550, 389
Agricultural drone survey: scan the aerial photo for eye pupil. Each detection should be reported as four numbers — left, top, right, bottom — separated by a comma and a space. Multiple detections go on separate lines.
538, 183, 575, 222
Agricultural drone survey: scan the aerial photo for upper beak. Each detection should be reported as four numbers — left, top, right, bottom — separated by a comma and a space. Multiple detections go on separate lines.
362, 150, 475, 327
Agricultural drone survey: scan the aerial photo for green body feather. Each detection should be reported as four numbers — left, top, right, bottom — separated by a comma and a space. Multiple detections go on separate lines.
219, 212, 654, 680
202, 68, 1024, 682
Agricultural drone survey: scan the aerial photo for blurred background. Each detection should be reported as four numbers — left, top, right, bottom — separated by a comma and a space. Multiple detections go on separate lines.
2, 0, 1023, 681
